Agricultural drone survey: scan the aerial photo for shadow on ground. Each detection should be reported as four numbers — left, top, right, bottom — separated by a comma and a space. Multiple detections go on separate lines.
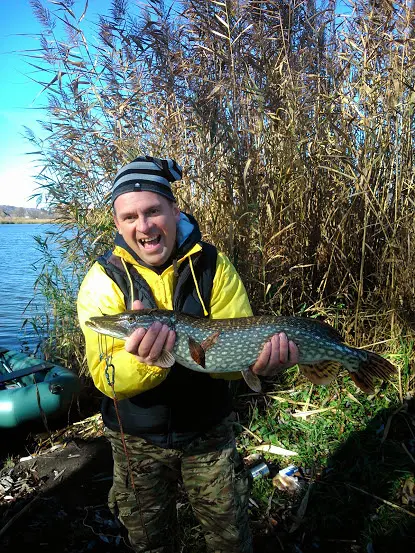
0, 381, 131, 553
251, 400, 415, 553
1, 389, 414, 553
0, 435, 132, 553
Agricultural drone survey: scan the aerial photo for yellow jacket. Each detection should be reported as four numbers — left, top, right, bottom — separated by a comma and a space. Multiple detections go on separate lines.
77, 242, 253, 400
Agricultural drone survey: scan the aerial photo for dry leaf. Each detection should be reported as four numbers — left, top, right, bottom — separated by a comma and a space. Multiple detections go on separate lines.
292, 407, 336, 419
402, 478, 415, 505
254, 444, 297, 456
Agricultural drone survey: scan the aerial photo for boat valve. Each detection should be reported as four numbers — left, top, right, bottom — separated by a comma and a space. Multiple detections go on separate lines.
49, 383, 63, 394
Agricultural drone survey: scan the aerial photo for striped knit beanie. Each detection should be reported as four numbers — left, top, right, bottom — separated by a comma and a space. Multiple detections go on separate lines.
111, 155, 182, 204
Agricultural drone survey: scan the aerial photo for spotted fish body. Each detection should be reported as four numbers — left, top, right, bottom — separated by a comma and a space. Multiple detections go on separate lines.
85, 309, 396, 394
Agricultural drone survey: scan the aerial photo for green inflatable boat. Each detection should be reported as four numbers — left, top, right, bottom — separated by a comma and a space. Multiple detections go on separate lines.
0, 348, 81, 428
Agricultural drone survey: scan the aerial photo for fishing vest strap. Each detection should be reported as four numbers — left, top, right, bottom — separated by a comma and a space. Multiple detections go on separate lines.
98, 252, 156, 309
173, 242, 217, 317
97, 242, 218, 317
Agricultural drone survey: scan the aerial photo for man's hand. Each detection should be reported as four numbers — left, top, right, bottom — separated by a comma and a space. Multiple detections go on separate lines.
251, 332, 299, 376
124, 300, 176, 366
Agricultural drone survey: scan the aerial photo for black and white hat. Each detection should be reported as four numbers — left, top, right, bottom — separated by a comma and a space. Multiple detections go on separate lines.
111, 155, 182, 204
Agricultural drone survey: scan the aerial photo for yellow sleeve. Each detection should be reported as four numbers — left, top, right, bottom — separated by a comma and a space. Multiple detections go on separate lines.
209, 252, 253, 380
77, 262, 169, 399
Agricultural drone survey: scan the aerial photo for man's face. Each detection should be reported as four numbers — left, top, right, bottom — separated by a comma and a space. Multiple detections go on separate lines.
113, 191, 180, 267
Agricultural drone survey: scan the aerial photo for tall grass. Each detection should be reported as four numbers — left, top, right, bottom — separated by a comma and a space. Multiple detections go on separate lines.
15, 1, 415, 548
24, 0, 414, 377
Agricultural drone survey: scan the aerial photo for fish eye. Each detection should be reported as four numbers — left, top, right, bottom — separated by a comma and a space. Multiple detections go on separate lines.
127, 315, 136, 324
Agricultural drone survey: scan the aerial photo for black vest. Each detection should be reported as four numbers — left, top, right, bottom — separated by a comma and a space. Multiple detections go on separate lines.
97, 242, 233, 446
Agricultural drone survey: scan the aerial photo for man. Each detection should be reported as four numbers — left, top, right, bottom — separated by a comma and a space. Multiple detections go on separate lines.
77, 156, 299, 553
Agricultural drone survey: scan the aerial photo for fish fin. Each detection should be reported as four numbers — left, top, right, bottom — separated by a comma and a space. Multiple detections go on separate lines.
348, 351, 396, 394
188, 332, 221, 368
153, 350, 175, 369
242, 369, 262, 393
299, 361, 341, 385
188, 336, 205, 368
349, 371, 374, 394
201, 331, 221, 352
305, 319, 345, 342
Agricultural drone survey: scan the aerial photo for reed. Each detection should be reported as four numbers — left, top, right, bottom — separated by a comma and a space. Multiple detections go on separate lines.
18, 1, 415, 547
24, 0, 415, 372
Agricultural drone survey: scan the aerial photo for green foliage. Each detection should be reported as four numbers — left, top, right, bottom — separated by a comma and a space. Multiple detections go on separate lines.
25, 229, 85, 369
238, 378, 415, 550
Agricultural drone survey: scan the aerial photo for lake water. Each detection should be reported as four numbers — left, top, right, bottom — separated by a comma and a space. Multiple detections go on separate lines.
0, 223, 59, 352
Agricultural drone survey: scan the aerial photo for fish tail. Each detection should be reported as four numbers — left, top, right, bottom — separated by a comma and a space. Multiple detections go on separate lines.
349, 351, 396, 394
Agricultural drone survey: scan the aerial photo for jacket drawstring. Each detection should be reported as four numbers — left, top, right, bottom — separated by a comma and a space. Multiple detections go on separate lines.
189, 255, 209, 316
121, 251, 208, 316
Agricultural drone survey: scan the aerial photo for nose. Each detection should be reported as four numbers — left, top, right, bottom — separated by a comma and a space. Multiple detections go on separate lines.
135, 216, 151, 234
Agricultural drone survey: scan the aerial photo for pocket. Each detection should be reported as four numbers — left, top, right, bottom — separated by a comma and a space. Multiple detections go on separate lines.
108, 484, 118, 517
109, 489, 138, 521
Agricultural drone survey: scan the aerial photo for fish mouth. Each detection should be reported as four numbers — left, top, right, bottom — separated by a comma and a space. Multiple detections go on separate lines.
85, 317, 127, 340
85, 319, 109, 333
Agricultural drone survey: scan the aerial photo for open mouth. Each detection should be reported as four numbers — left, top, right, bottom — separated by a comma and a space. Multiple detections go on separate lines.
139, 236, 161, 249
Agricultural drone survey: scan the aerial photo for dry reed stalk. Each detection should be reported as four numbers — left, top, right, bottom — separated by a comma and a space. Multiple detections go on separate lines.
21, 1, 414, 389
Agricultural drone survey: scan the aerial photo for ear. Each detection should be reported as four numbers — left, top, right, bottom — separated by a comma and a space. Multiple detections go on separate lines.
173, 203, 180, 222
113, 212, 122, 235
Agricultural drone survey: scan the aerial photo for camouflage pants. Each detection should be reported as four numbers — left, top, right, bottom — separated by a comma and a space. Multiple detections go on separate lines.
105, 418, 253, 553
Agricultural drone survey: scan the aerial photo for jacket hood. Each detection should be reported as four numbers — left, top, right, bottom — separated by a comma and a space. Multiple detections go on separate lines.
114, 211, 202, 270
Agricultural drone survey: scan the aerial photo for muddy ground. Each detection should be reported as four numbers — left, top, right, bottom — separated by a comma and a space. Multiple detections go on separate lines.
0, 410, 135, 553
0, 408, 278, 553
0, 431, 285, 553
1, 393, 414, 553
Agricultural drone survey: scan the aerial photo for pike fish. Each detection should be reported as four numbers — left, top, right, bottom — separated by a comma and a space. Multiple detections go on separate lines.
85, 309, 396, 394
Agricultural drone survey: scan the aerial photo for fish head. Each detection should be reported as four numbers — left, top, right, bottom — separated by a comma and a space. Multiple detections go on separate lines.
85, 309, 175, 340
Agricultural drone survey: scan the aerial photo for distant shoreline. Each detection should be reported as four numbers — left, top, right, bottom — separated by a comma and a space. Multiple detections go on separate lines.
0, 218, 57, 224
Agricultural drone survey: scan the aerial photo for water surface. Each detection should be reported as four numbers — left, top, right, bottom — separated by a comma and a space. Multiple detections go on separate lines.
0, 223, 58, 352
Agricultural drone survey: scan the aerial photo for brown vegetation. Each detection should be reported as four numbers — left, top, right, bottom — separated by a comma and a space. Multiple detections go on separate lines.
4, 3, 412, 550
24, 0, 415, 380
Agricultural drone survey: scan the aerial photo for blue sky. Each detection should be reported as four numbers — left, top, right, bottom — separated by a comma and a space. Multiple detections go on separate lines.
0, 0, 115, 208
1, 1, 351, 208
